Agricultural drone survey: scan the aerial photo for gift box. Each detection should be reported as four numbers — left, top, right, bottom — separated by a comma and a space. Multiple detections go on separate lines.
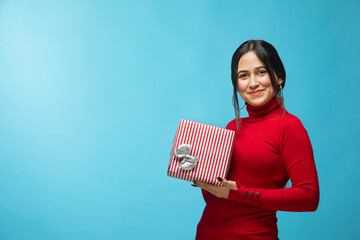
167, 119, 235, 185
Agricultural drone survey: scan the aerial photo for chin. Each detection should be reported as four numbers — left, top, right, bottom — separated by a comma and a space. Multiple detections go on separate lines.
247, 96, 271, 107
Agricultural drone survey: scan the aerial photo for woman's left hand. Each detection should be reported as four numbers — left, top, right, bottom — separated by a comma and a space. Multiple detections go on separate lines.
193, 177, 238, 199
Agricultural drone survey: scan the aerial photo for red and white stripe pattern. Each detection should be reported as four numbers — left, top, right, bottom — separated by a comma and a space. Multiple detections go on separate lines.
167, 119, 235, 185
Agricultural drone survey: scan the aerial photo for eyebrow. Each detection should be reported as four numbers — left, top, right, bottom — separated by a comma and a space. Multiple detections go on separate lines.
237, 66, 266, 74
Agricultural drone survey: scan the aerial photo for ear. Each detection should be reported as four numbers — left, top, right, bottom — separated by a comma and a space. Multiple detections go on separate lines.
277, 78, 283, 86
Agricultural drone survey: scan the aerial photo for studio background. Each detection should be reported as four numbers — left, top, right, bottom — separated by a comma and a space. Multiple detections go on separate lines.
0, 0, 358, 239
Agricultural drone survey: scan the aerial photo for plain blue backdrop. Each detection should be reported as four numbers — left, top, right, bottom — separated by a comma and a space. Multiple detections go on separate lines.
0, 0, 359, 239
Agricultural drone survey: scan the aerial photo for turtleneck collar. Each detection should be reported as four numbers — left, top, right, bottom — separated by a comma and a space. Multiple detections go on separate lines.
245, 96, 281, 120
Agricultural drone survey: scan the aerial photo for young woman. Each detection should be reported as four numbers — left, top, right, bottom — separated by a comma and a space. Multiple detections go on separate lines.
193, 40, 320, 240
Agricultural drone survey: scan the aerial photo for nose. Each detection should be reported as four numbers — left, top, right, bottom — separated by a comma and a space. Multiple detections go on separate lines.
249, 74, 259, 89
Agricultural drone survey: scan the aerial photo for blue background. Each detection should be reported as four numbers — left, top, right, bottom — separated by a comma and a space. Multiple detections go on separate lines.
0, 0, 359, 239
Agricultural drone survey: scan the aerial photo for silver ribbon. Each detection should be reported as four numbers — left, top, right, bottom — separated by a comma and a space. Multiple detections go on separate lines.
174, 144, 199, 170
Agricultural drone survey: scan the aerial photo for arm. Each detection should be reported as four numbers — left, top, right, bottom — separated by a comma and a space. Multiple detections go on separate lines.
227, 116, 320, 212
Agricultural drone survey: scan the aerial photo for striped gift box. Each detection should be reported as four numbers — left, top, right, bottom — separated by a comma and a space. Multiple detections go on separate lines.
167, 119, 235, 185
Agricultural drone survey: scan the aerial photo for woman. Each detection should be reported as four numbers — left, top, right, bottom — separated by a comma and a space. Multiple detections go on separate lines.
193, 40, 320, 240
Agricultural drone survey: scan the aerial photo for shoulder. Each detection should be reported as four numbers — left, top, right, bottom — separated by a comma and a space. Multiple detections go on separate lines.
280, 112, 309, 135
225, 119, 237, 130
225, 118, 248, 131
278, 112, 314, 157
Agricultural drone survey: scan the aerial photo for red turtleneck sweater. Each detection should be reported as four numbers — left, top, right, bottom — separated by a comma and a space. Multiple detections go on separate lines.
195, 97, 319, 240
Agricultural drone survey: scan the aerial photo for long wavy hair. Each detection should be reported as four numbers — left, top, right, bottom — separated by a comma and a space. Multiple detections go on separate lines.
231, 40, 287, 130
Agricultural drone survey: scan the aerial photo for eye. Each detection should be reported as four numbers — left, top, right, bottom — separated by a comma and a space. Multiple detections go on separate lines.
258, 70, 267, 75
238, 73, 248, 78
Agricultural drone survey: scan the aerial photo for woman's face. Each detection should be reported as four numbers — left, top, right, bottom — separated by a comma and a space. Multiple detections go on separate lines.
237, 51, 282, 107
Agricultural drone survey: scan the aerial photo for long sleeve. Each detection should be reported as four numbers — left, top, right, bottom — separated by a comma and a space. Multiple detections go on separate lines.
196, 98, 319, 239
227, 116, 320, 212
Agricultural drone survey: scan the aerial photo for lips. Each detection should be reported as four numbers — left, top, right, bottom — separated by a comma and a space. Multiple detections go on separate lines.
249, 90, 264, 95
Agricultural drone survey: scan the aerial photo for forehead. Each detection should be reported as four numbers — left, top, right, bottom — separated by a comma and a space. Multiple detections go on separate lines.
237, 51, 264, 70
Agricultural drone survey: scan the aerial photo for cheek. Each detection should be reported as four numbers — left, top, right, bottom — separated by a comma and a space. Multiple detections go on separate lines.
237, 81, 247, 92
260, 77, 273, 88
262, 79, 276, 95
237, 85, 247, 99
264, 77, 272, 87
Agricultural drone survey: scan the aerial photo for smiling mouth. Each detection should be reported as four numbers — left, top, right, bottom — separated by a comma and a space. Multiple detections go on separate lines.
249, 90, 264, 95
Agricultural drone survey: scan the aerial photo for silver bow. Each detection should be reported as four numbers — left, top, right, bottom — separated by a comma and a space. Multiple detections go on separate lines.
174, 144, 199, 170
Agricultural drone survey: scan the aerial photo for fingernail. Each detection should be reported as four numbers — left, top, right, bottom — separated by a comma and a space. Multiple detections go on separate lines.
217, 177, 223, 182
193, 181, 197, 184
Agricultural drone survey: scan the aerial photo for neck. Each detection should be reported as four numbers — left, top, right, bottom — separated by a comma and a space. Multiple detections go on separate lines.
245, 97, 281, 119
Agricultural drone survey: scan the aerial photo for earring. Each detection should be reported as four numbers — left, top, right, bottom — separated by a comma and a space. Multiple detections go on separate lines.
278, 84, 283, 98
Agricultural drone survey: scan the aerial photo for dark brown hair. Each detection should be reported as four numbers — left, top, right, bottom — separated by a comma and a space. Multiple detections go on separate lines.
231, 40, 287, 130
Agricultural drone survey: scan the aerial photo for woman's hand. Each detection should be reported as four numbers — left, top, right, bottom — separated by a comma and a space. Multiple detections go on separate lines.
193, 177, 238, 199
